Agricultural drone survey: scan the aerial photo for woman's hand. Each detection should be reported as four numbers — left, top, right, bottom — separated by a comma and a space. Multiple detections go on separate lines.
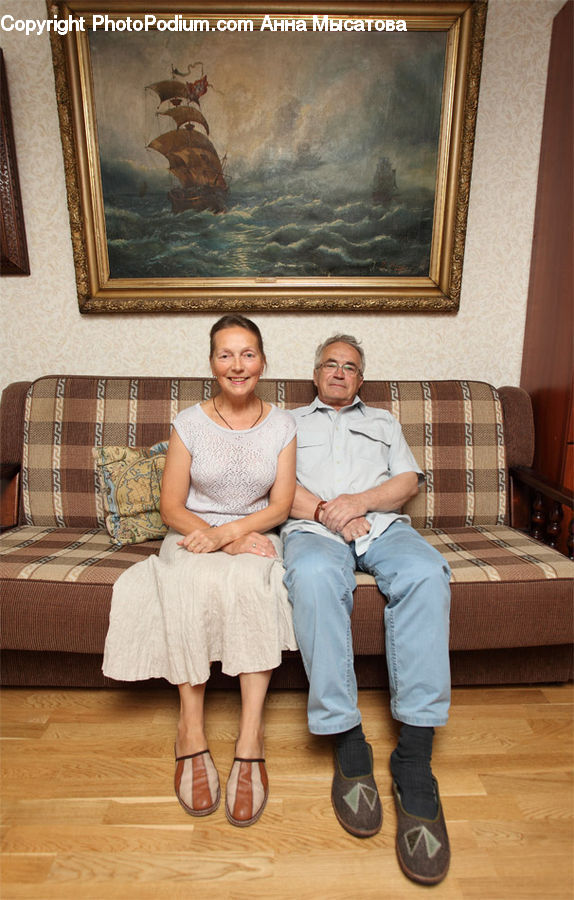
222, 532, 278, 558
178, 528, 277, 557
178, 527, 227, 554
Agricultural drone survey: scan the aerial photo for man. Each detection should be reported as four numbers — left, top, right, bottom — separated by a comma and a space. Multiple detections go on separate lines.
282, 335, 451, 886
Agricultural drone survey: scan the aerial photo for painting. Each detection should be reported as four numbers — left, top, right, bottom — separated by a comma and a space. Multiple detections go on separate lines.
50, 1, 487, 312
0, 49, 30, 276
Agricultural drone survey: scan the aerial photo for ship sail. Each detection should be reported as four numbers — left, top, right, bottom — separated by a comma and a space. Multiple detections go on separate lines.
158, 106, 209, 134
148, 130, 226, 189
146, 80, 190, 104
146, 72, 228, 213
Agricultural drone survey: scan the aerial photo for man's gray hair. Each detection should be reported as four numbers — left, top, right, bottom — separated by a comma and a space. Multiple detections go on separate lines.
314, 334, 365, 373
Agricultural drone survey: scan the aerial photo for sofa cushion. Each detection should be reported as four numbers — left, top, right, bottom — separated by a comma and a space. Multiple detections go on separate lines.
19, 376, 508, 531
0, 527, 162, 654
0, 526, 161, 584
352, 380, 508, 530
93, 442, 168, 545
1, 525, 572, 656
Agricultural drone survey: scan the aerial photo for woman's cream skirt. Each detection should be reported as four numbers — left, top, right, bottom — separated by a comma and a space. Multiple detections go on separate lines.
103, 530, 297, 685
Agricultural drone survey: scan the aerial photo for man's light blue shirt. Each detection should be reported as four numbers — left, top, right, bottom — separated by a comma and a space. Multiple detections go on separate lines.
281, 395, 424, 555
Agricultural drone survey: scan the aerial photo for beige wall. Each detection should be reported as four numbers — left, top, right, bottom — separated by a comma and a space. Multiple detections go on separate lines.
0, 0, 564, 393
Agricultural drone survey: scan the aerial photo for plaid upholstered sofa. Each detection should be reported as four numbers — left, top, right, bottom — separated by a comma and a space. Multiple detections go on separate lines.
1, 375, 573, 688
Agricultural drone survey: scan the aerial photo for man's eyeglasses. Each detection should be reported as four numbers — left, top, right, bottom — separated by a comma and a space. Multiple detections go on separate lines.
318, 361, 362, 376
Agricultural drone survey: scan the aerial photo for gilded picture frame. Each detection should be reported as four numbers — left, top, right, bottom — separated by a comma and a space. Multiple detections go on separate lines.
50, 0, 487, 313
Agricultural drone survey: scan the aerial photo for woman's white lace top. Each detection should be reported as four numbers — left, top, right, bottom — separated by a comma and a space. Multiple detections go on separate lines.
172, 403, 296, 524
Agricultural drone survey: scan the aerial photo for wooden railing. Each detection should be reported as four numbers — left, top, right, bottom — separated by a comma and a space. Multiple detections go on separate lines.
510, 466, 574, 559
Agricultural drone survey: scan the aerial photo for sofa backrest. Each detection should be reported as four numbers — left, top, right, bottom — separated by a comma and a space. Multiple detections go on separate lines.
18, 375, 507, 530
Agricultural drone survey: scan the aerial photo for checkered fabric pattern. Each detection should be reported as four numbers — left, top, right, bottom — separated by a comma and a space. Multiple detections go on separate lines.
0, 526, 161, 583
20, 376, 507, 531
21, 376, 204, 528
2, 524, 573, 586
422, 526, 574, 582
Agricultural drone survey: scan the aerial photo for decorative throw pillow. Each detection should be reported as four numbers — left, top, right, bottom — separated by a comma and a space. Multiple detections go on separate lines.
93, 442, 169, 545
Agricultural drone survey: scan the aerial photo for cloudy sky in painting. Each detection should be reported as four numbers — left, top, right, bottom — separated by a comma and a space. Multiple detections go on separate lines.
90, 24, 446, 198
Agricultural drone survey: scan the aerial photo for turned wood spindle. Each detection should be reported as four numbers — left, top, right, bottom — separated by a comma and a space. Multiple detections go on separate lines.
546, 501, 563, 548
531, 491, 545, 542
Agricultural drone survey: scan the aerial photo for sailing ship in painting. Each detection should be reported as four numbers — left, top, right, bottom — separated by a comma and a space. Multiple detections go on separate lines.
146, 66, 229, 213
372, 156, 398, 204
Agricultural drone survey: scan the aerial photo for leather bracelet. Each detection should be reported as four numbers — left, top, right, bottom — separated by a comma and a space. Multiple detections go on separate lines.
314, 500, 327, 522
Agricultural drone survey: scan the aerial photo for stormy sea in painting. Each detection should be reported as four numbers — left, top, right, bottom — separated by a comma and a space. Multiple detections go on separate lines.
91, 26, 446, 283
105, 187, 434, 280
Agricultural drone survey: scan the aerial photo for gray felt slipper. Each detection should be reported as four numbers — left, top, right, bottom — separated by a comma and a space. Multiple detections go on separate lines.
392, 777, 450, 885
331, 744, 382, 838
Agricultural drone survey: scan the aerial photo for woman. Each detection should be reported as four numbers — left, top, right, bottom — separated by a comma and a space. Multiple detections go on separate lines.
103, 315, 297, 827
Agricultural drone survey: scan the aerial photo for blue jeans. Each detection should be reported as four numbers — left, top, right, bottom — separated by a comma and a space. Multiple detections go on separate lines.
282, 521, 451, 734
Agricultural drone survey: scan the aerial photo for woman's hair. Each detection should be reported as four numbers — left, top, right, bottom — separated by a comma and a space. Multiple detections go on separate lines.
313, 334, 365, 373
209, 315, 266, 361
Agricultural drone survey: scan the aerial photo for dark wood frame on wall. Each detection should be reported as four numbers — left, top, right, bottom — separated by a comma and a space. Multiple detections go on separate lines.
0, 49, 30, 276
50, 0, 487, 313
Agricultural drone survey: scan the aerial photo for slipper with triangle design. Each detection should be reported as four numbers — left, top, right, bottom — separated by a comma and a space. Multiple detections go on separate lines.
392, 777, 450, 885
331, 744, 382, 838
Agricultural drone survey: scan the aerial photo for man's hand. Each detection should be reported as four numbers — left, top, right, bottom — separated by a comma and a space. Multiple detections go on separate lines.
321, 494, 367, 533
340, 516, 371, 543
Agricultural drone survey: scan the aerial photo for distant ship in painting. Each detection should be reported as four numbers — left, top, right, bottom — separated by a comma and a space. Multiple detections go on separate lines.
372, 156, 398, 204
146, 67, 228, 214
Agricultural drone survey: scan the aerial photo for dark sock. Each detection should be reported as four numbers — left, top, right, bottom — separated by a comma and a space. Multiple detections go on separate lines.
335, 724, 372, 777
390, 724, 439, 819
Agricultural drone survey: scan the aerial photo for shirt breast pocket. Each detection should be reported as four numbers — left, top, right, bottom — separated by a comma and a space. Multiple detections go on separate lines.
296, 431, 329, 482
348, 422, 393, 471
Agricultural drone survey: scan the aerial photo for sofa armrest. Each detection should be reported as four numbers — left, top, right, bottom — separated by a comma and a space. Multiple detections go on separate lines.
0, 468, 19, 531
510, 465, 574, 558
498, 386, 535, 468
0, 380, 31, 530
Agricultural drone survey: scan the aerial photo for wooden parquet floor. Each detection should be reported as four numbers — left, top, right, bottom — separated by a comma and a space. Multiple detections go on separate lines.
1, 683, 573, 899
